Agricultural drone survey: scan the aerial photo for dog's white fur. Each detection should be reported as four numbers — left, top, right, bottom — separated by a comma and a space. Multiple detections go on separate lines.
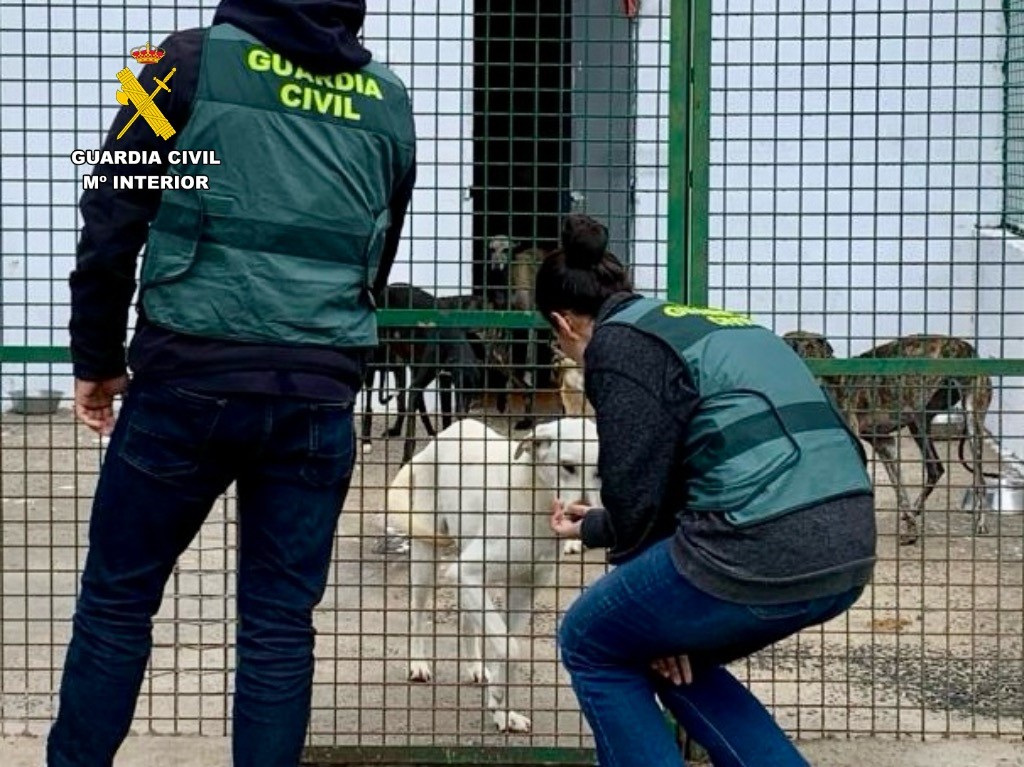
386, 417, 601, 733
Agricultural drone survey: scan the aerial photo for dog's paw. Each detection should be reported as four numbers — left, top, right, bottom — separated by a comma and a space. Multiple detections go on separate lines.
562, 539, 583, 555
408, 661, 433, 683
462, 663, 491, 685
493, 710, 531, 733
898, 528, 919, 546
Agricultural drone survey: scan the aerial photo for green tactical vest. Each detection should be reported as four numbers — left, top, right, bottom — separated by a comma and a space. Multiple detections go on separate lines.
602, 298, 872, 528
140, 23, 416, 348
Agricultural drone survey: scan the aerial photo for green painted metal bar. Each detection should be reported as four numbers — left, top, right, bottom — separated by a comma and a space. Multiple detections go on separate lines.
667, 0, 689, 302
686, 0, 712, 307
373, 309, 546, 329
0, 310, 549, 364
300, 745, 596, 766
667, 0, 711, 306
0, 347, 73, 364
805, 357, 1024, 376
4, 344, 1024, 377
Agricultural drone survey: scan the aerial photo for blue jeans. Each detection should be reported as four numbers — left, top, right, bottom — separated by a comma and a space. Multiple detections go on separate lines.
47, 382, 356, 767
559, 539, 863, 767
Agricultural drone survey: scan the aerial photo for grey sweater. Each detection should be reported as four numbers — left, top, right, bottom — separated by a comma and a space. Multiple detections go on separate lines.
579, 294, 877, 605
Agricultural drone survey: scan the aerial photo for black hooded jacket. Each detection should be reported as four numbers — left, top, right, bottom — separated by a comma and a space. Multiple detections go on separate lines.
69, 0, 417, 399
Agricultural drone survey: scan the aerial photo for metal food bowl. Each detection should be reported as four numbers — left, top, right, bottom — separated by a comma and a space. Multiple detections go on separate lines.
962, 477, 1024, 515
7, 388, 64, 415
931, 410, 966, 440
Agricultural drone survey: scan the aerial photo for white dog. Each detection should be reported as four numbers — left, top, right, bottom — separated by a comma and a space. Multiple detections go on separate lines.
385, 417, 601, 733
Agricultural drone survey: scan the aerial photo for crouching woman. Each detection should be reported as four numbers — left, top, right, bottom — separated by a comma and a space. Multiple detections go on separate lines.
536, 214, 876, 767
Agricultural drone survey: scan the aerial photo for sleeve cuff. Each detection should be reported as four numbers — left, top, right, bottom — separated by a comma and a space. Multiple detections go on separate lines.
580, 507, 615, 550
72, 352, 128, 382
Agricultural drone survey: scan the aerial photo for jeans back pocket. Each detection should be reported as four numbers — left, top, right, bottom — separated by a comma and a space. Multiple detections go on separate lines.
299, 401, 356, 488
119, 385, 227, 480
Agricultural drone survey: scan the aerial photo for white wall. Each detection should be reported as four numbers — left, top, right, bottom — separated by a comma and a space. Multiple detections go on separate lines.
960, 229, 1024, 460
631, 1, 673, 298
361, 1, 474, 293
704, 0, 1006, 356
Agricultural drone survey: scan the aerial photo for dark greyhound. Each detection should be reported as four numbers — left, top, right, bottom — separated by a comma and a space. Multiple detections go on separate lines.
360, 284, 482, 463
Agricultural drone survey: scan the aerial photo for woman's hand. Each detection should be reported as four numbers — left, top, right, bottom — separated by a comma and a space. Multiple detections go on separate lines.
550, 498, 591, 538
651, 654, 693, 686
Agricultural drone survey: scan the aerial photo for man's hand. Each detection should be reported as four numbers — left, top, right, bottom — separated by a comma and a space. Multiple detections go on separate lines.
651, 654, 693, 686
549, 498, 592, 538
74, 376, 128, 435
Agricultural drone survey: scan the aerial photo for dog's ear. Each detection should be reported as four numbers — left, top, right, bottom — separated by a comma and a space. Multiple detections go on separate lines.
514, 424, 556, 460
514, 433, 543, 460
783, 330, 835, 360
513, 438, 530, 460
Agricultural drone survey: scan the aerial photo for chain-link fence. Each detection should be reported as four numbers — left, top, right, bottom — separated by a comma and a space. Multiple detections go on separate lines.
1, 0, 1022, 764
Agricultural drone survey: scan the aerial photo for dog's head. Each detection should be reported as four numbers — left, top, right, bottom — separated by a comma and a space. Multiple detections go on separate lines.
488, 234, 519, 267
783, 330, 835, 360
514, 417, 601, 506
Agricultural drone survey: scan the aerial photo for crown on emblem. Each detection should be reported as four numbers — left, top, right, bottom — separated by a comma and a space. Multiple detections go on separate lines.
130, 42, 165, 64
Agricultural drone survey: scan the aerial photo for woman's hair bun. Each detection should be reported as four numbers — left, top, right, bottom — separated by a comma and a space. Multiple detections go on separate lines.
561, 214, 608, 268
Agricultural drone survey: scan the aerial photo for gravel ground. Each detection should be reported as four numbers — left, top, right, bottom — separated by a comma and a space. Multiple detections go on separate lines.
1, 734, 1022, 766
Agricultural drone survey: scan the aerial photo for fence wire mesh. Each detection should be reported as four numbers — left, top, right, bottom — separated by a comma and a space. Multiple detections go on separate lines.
1, 0, 1022, 762
707, 0, 1023, 742
1007, 0, 1024, 232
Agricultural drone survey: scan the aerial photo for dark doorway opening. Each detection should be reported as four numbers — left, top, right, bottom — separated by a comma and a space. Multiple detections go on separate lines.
472, 0, 573, 295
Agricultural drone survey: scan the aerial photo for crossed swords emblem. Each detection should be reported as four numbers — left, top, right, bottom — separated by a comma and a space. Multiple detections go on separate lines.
114, 66, 177, 140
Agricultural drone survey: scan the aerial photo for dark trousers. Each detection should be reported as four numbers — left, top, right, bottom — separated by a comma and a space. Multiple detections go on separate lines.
47, 381, 356, 767
559, 539, 864, 767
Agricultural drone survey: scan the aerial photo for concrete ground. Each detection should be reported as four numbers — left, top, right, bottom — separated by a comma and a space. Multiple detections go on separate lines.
2, 395, 1022, 763
0, 734, 1022, 766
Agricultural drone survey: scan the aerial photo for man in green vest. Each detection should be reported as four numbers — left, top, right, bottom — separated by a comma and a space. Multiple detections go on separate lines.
52, 2, 415, 765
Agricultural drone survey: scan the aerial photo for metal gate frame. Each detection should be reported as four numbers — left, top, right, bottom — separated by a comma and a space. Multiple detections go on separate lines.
4, 0, 1023, 763
303, 0, 710, 763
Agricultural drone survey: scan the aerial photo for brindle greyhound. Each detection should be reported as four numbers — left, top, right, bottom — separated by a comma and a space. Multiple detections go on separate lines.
783, 331, 994, 545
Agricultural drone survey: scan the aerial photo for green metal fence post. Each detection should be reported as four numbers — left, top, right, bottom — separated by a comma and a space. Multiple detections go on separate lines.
667, 0, 689, 303
666, 1, 713, 761
667, 0, 711, 307
687, 0, 712, 307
